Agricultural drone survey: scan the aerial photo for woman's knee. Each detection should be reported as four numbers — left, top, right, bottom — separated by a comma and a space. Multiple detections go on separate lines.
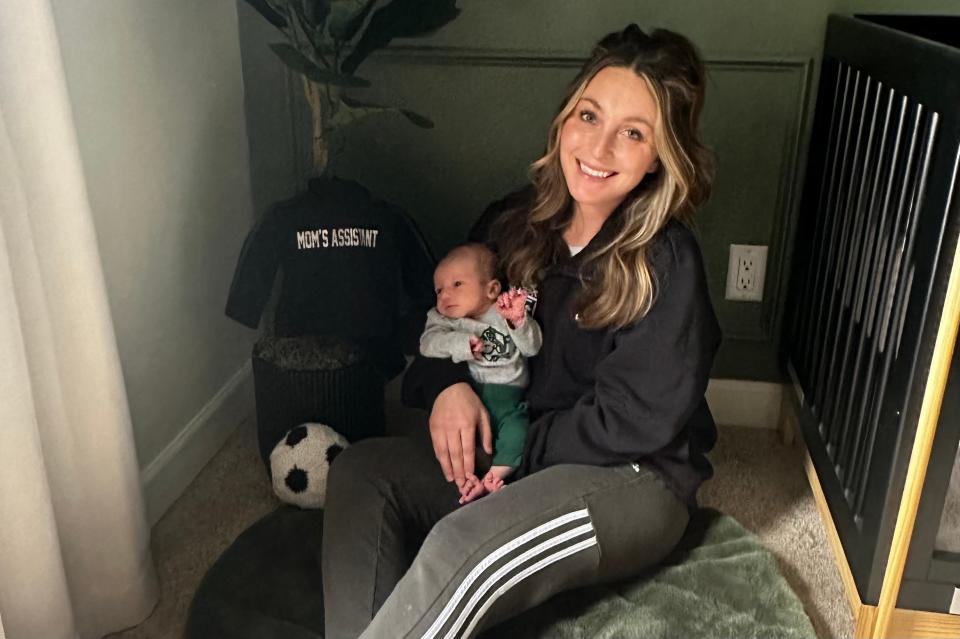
588, 472, 689, 581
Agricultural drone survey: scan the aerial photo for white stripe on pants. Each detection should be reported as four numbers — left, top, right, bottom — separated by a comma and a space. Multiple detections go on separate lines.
350, 454, 689, 639
422, 509, 597, 639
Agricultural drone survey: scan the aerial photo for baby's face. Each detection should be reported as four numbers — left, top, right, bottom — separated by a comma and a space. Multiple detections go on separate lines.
433, 254, 499, 320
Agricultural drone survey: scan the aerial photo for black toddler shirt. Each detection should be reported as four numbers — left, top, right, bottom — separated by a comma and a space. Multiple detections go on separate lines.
225, 177, 436, 379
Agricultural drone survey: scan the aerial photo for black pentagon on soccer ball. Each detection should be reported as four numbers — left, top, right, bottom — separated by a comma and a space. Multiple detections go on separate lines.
285, 466, 308, 493
326, 443, 344, 464
285, 425, 308, 447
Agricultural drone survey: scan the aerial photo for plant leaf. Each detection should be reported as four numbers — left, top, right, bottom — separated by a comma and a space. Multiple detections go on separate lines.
269, 43, 371, 87
242, 0, 289, 29
341, 0, 460, 73
397, 108, 433, 128
335, 96, 434, 129
328, 0, 379, 42
300, 0, 331, 27
290, 0, 329, 51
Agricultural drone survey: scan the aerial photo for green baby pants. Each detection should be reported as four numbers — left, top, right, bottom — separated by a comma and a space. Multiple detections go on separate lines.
471, 382, 527, 469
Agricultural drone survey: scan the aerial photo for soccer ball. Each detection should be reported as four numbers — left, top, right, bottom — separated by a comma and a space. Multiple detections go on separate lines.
269, 423, 349, 509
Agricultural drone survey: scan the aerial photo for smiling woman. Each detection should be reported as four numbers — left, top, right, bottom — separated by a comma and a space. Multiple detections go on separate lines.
499, 24, 713, 330
322, 24, 722, 639
559, 67, 661, 231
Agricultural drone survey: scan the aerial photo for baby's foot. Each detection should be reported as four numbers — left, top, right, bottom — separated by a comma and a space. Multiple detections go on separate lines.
482, 471, 505, 493
459, 474, 487, 504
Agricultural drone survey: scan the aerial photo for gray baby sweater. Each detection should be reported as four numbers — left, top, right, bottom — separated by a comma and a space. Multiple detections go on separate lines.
419, 306, 542, 387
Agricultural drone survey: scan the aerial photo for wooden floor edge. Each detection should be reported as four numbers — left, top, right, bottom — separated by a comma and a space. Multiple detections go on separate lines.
799, 442, 960, 638
785, 393, 960, 638
873, 210, 960, 638
859, 604, 960, 638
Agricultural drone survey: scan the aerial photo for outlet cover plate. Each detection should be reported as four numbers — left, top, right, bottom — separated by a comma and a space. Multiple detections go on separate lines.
725, 244, 768, 302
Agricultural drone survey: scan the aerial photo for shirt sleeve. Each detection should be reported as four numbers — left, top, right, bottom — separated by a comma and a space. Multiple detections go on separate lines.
224, 208, 282, 329
506, 316, 542, 358
419, 310, 476, 363
522, 229, 721, 471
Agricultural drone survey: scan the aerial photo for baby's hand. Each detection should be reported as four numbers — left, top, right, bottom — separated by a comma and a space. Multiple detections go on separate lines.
469, 335, 485, 359
496, 288, 528, 328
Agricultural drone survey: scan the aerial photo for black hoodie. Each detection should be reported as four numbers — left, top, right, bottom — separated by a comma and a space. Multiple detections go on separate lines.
403, 192, 722, 506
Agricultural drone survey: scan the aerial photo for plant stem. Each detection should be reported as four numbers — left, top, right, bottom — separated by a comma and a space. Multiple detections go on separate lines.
301, 76, 329, 176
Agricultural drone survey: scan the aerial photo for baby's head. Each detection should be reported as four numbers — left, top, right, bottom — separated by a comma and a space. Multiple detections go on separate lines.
433, 243, 501, 320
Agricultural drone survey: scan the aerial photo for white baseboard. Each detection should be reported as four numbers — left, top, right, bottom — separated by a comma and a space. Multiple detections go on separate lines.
706, 379, 785, 429
141, 361, 254, 526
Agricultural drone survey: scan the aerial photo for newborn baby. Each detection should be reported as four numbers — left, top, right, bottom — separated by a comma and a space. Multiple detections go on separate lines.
420, 243, 541, 504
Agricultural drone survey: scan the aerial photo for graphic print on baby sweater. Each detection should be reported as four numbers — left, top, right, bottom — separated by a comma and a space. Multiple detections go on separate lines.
479, 326, 515, 363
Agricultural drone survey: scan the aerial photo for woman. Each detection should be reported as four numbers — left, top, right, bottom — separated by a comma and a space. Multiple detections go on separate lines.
322, 24, 721, 639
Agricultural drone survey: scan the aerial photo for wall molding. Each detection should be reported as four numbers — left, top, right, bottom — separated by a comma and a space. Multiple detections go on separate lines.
366, 44, 809, 72
706, 60, 813, 343
706, 379, 785, 429
140, 361, 254, 526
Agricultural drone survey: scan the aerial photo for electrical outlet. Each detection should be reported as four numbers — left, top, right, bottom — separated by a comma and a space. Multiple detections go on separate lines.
725, 244, 768, 302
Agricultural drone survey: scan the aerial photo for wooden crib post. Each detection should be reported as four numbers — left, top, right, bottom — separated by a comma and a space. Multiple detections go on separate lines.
874, 218, 960, 638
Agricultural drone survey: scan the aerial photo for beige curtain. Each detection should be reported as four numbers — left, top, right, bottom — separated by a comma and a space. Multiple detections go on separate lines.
0, 0, 158, 637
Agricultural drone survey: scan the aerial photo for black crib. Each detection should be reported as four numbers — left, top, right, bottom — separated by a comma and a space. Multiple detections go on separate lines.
785, 13, 960, 638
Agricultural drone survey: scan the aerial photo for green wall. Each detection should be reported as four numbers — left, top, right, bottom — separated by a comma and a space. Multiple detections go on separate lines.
237, 0, 960, 381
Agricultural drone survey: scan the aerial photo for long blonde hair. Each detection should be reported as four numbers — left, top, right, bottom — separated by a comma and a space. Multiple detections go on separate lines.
497, 25, 713, 329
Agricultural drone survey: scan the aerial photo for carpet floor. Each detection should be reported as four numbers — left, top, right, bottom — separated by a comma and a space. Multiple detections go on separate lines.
108, 404, 854, 639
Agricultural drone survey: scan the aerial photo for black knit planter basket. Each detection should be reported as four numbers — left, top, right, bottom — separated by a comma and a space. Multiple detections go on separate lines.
251, 336, 385, 468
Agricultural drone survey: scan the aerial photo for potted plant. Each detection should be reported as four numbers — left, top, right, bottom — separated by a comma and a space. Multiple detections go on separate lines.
228, 0, 459, 466
243, 0, 460, 174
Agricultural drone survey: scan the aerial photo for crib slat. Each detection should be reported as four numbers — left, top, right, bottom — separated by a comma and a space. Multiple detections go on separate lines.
844, 95, 910, 505
822, 77, 881, 475
836, 87, 897, 500
832, 79, 886, 490
846, 95, 910, 493
817, 75, 874, 463
796, 59, 846, 383
806, 65, 858, 424
853, 102, 926, 516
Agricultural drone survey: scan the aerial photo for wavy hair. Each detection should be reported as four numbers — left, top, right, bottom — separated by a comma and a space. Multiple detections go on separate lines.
497, 25, 713, 329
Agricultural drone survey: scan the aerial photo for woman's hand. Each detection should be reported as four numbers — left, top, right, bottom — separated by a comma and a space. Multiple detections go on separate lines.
429, 382, 493, 488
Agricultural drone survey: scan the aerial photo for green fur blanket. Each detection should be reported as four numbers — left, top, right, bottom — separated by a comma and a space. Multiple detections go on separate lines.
186, 507, 815, 639
485, 508, 816, 638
